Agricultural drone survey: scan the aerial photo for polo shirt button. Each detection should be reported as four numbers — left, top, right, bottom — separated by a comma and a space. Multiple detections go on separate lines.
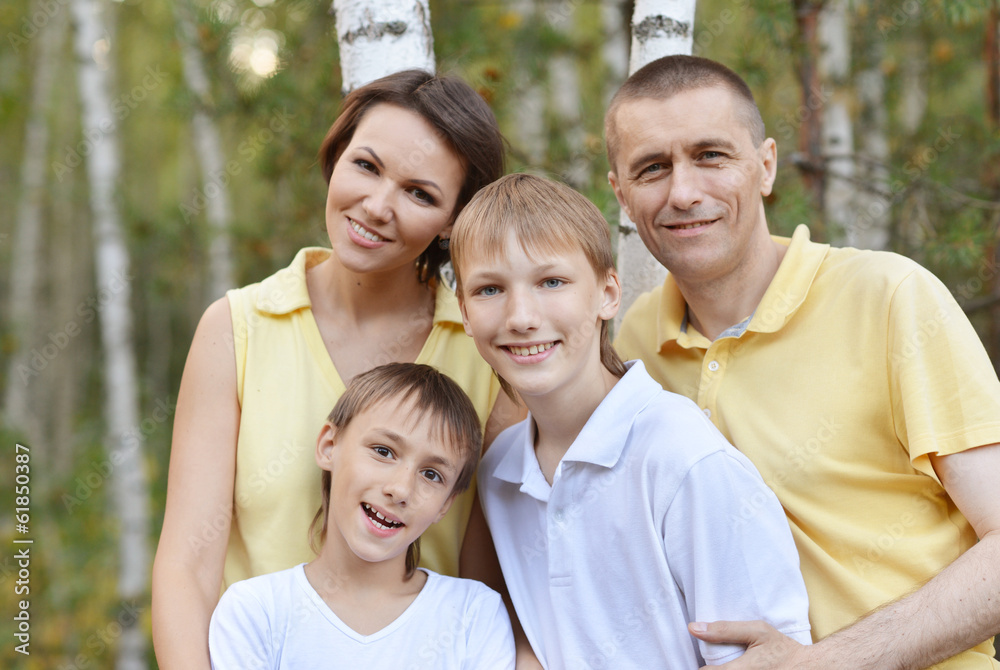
703, 408, 711, 418
708, 360, 720, 372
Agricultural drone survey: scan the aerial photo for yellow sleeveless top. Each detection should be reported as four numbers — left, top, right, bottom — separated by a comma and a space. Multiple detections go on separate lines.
223, 248, 500, 587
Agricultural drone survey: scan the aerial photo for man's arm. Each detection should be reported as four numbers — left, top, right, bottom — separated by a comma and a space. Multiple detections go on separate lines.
689, 442, 1000, 670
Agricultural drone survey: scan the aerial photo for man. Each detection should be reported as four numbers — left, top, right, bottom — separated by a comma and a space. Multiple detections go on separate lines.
607, 54, 1000, 669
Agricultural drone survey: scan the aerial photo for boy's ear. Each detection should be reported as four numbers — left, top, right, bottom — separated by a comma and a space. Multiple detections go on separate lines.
433, 492, 458, 524
458, 293, 474, 338
315, 421, 338, 471
599, 268, 622, 322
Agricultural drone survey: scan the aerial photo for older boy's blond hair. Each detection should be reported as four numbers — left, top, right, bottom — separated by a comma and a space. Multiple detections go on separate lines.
451, 173, 626, 397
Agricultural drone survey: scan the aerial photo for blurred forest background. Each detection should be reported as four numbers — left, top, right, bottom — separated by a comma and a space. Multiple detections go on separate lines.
1, 0, 999, 667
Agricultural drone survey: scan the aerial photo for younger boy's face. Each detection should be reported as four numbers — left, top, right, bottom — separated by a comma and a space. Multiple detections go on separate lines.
459, 233, 620, 403
316, 397, 462, 568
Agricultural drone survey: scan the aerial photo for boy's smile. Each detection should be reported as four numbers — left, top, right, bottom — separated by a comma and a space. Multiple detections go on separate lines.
460, 234, 619, 404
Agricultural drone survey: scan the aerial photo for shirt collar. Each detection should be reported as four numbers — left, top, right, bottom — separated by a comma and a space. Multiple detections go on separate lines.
254, 247, 464, 327
491, 360, 663, 489
657, 224, 828, 348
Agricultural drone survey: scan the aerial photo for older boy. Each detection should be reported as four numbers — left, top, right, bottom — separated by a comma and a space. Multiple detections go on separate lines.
452, 173, 811, 669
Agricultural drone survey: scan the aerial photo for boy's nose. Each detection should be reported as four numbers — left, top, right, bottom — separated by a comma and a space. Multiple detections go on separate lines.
505, 288, 540, 333
383, 469, 413, 505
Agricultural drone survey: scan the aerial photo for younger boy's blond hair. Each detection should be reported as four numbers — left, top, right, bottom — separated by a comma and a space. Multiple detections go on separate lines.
451, 173, 626, 395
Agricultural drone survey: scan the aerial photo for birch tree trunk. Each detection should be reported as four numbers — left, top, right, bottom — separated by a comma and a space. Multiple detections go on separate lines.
3, 2, 66, 448
547, 0, 588, 189
853, 31, 890, 251
332, 0, 434, 93
818, 0, 857, 247
511, 0, 546, 166
175, 0, 234, 300
616, 0, 696, 324
70, 0, 149, 667
602, 0, 630, 106
792, 0, 825, 216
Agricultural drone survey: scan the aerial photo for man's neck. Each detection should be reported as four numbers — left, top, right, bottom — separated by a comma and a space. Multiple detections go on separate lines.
679, 238, 788, 341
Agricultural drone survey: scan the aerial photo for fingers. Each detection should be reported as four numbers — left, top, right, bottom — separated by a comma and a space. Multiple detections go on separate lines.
688, 619, 776, 645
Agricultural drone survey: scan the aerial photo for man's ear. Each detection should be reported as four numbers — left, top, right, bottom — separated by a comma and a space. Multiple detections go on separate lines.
759, 137, 778, 197
315, 421, 337, 471
599, 268, 622, 322
608, 170, 632, 220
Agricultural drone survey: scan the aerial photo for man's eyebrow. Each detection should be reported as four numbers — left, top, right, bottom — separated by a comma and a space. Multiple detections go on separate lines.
692, 138, 738, 152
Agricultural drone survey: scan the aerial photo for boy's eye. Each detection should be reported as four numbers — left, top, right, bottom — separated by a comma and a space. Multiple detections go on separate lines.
476, 286, 500, 297
372, 445, 393, 458
542, 278, 564, 289
421, 469, 443, 484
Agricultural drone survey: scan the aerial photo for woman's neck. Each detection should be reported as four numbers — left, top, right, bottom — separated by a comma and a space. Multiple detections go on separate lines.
308, 255, 433, 323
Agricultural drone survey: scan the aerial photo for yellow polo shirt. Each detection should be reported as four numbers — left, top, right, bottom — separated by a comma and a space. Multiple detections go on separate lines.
223, 248, 500, 587
616, 225, 1000, 668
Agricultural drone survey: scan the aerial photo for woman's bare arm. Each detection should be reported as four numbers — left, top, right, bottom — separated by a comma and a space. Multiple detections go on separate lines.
152, 297, 241, 670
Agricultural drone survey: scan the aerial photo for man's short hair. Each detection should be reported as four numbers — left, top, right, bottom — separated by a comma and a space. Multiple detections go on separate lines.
605, 55, 766, 171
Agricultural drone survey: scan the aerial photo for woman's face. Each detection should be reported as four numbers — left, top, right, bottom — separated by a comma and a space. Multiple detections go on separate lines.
325, 103, 465, 277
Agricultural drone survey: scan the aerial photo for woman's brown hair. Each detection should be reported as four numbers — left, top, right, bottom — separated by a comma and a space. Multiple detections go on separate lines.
319, 69, 506, 283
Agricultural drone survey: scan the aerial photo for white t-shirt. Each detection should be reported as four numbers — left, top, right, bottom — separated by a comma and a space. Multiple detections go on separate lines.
479, 360, 811, 670
209, 564, 515, 670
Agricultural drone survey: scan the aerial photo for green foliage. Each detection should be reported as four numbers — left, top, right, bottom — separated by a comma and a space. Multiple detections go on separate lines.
2, 0, 999, 665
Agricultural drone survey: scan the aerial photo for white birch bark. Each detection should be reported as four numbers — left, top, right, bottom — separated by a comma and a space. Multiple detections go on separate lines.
70, 0, 149, 667
175, 0, 234, 300
511, 0, 546, 165
602, 0, 630, 106
616, 0, 696, 324
899, 2, 927, 137
818, 0, 858, 247
3, 2, 66, 446
854, 40, 890, 251
332, 0, 434, 93
547, 1, 588, 188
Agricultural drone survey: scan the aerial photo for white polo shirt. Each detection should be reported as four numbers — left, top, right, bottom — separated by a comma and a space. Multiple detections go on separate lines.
479, 360, 811, 669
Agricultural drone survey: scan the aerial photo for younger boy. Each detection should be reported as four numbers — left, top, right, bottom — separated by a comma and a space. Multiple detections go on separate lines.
208, 363, 515, 669
451, 173, 811, 669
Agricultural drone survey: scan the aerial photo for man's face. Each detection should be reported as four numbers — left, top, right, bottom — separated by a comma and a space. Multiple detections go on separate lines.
608, 86, 777, 288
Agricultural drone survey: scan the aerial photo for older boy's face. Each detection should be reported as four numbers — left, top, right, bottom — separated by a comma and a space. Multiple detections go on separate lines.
459, 233, 620, 402
316, 397, 461, 568
608, 86, 777, 289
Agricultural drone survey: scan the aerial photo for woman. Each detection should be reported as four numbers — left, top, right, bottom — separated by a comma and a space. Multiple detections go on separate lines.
152, 70, 520, 669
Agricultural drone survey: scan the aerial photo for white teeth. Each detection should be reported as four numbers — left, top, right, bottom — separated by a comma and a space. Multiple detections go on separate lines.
375, 511, 386, 520
509, 342, 554, 356
351, 220, 386, 242
363, 502, 401, 528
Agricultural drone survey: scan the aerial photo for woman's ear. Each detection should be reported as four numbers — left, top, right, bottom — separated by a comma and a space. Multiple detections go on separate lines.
315, 421, 338, 471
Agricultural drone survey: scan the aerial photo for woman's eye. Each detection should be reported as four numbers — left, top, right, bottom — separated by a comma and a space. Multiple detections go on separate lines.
355, 159, 377, 172
542, 278, 564, 289
422, 469, 443, 483
411, 188, 434, 205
